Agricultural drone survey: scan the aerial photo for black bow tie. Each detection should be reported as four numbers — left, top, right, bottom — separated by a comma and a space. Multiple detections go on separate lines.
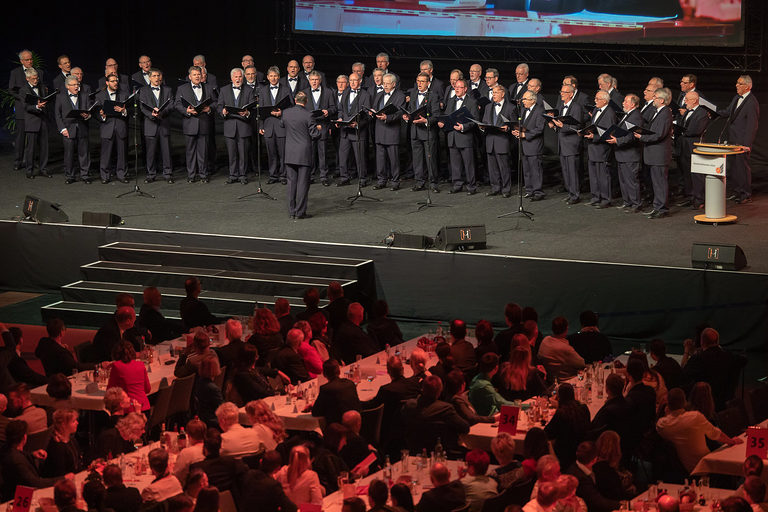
739, 95, 744, 99
232, 87, 240, 90
312, 89, 320, 93
143, 72, 148, 75
151, 87, 160, 91
418, 92, 425, 96
192, 85, 201, 89
65, 72, 70, 77
69, 94, 77, 98
270, 86, 278, 90
456, 97, 463, 102
494, 102, 501, 107
288, 77, 297, 82
351, 89, 359, 94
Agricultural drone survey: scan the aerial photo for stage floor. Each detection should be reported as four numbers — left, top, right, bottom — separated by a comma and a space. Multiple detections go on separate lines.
2, 148, 767, 274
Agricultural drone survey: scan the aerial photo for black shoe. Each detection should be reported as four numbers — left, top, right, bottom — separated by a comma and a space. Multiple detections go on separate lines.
144, 177, 155, 184
226, 178, 238, 184
431, 187, 440, 193
26, 173, 34, 179
267, 177, 279, 184
523, 192, 533, 198
626, 205, 642, 213
280, 178, 287, 185
201, 177, 210, 183
486, 191, 500, 197
240, 178, 248, 185
448, 188, 461, 194
321, 179, 330, 187
101, 179, 110, 184
617, 203, 631, 209
644, 209, 659, 217
736, 197, 753, 204
39, 172, 52, 178
83, 178, 92, 184
530, 195, 544, 202
467, 190, 477, 196
390, 184, 400, 191
120, 178, 129, 184
297, 213, 312, 219
167, 178, 175, 184
675, 198, 693, 207
412, 184, 425, 191
502, 192, 512, 198
336, 180, 350, 187
587, 200, 599, 206
65, 178, 76, 184
372, 184, 386, 190
649, 210, 668, 219
187, 177, 197, 183
360, 180, 369, 188
596, 202, 611, 209
566, 198, 580, 205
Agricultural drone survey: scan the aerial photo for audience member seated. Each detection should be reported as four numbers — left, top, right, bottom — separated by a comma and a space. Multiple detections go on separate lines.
272, 328, 311, 384
103, 463, 142, 512
334, 302, 379, 364
444, 369, 496, 425
141, 447, 184, 503
737, 456, 768, 502
391, 482, 415, 512
742, 476, 768, 512
522, 428, 550, 479
275, 444, 324, 506
92, 293, 136, 360
94, 306, 149, 362
180, 277, 222, 330
656, 387, 742, 473
82, 471, 107, 512
343, 497, 368, 512
138, 286, 183, 343
54, 478, 84, 512
0, 420, 65, 500
96, 411, 145, 459
567, 311, 612, 364
312, 358, 361, 425
720, 497, 753, 512
312, 423, 351, 493
275, 298, 295, 341
183, 468, 209, 502
450, 319, 477, 376
231, 345, 286, 403
649, 338, 683, 390
592, 430, 635, 500
238, 449, 298, 512
367, 479, 392, 512
468, 353, 514, 416
244, 399, 287, 448
341, 410, 377, 473
45, 373, 75, 411
688, 381, 718, 431
174, 418, 207, 484
406, 348, 430, 395
107, 341, 151, 412
429, 343, 454, 382
529, 455, 561, 502
545, 383, 590, 469
417, 462, 466, 512
194, 355, 224, 428
35, 318, 93, 377
589, 373, 630, 440
324, 282, 350, 338
488, 432, 526, 491
403, 375, 469, 454
308, 312, 331, 361
683, 327, 746, 411
294, 320, 323, 378
0, 325, 47, 386
461, 449, 498, 512
522, 319, 543, 363
168, 494, 195, 512
193, 487, 220, 512
494, 346, 548, 402
643, 367, 669, 418
366, 300, 403, 350
565, 441, 620, 512
175, 329, 220, 378
555, 474, 587, 512
248, 308, 284, 365
41, 408, 81, 477
214, 318, 245, 373
474, 320, 498, 361
189, 428, 249, 498
524, 480, 559, 512
623, 359, 658, 458
217, 401, 276, 457
296, 287, 324, 323
494, 303, 525, 363
8, 382, 48, 433
538, 317, 585, 382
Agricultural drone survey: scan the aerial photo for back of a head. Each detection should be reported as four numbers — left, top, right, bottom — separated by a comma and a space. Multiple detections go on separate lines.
450, 319, 467, 340
323, 358, 341, 379
421, 374, 443, 402
167, 494, 195, 512
184, 277, 200, 296
328, 281, 344, 301
700, 327, 720, 349
430, 462, 451, 485
5, 419, 27, 446
148, 447, 170, 475
556, 382, 575, 405
54, 478, 78, 509
303, 287, 320, 307
83, 475, 106, 510
225, 318, 243, 341
743, 476, 766, 505
443, 369, 465, 399
46, 317, 65, 339
744, 454, 765, 477
368, 479, 389, 507
551, 317, 568, 336
286, 328, 304, 349
535, 454, 560, 481
536, 481, 559, 508
466, 449, 490, 475
203, 428, 222, 458
523, 320, 538, 339
347, 302, 364, 323
504, 303, 522, 325
47, 373, 73, 400
626, 358, 645, 382
261, 450, 283, 474
103, 463, 123, 487
523, 427, 549, 460
491, 432, 516, 464
410, 347, 428, 373
274, 297, 290, 317
143, 286, 162, 308
195, 487, 220, 512
579, 310, 598, 328
475, 319, 494, 344
193, 330, 210, 352
720, 497, 752, 512
575, 441, 597, 465
386, 355, 404, 379
479, 352, 499, 374
342, 497, 367, 512
605, 373, 625, 398
522, 307, 538, 323
115, 292, 135, 309
649, 338, 667, 358
342, 410, 361, 432
667, 387, 687, 411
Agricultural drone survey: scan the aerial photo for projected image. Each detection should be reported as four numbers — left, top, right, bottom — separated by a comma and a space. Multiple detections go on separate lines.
294, 0, 743, 46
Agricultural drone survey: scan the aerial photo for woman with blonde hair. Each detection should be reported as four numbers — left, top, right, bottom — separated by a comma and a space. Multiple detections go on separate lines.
494, 346, 548, 402
643, 368, 669, 418
245, 399, 286, 444
42, 409, 82, 477
555, 474, 586, 512
275, 445, 324, 505
593, 430, 635, 500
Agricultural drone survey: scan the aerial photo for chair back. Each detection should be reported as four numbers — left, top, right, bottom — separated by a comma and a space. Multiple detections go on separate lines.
360, 403, 385, 446
481, 477, 536, 512
167, 373, 196, 421
219, 489, 237, 512
747, 385, 768, 424
715, 405, 749, 438
146, 382, 174, 433
26, 426, 54, 452
74, 341, 98, 364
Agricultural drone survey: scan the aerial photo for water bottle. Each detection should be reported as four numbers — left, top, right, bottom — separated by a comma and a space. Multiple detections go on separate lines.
434, 437, 444, 462
178, 427, 187, 450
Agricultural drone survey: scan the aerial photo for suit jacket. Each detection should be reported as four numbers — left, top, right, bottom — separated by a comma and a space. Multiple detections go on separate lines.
174, 82, 213, 136
53, 72, 70, 93
683, 346, 746, 410
652, 355, 683, 390
281, 104, 321, 166
589, 395, 630, 439
21, 82, 51, 132
416, 480, 466, 512
508, 80, 529, 102
469, 80, 490, 99
0, 448, 59, 501
95, 89, 128, 139
312, 377, 361, 425
189, 456, 249, 496
553, 99, 585, 157
565, 463, 620, 512
179, 296, 220, 330
103, 484, 142, 512
482, 99, 516, 154
406, 88, 441, 141
361, 375, 418, 440
257, 83, 292, 137
613, 108, 644, 162
238, 469, 298, 512
723, 92, 759, 147
333, 320, 379, 363
9, 66, 45, 112
272, 346, 310, 384
681, 106, 709, 140
130, 70, 152, 88
609, 89, 623, 108
403, 397, 470, 452
520, 103, 545, 156
93, 316, 121, 362
34, 337, 81, 376
573, 90, 590, 109
217, 84, 255, 138
139, 85, 174, 136
55, 90, 91, 137
338, 88, 371, 141
567, 330, 612, 365
426, 77, 446, 105
300, 85, 337, 136
624, 383, 657, 450
279, 74, 309, 97
444, 95, 477, 148
372, 89, 405, 144
0, 348, 47, 387
586, 106, 616, 162
451, 339, 477, 373
641, 105, 673, 166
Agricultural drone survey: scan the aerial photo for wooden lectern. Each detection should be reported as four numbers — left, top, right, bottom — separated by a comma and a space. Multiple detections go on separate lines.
691, 142, 748, 224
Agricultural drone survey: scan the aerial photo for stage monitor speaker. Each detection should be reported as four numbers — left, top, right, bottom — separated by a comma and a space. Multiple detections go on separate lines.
82, 211, 123, 227
691, 242, 746, 271
435, 224, 486, 251
22, 195, 69, 223
390, 233, 432, 249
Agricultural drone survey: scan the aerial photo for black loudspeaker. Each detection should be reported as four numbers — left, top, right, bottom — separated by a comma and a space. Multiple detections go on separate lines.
22, 195, 69, 223
435, 224, 487, 251
82, 211, 123, 227
691, 242, 747, 271
391, 233, 432, 249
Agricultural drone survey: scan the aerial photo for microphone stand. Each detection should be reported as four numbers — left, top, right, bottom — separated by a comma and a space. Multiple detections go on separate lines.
117, 86, 154, 199
347, 109, 380, 205
498, 97, 533, 220
240, 97, 276, 201
415, 92, 447, 212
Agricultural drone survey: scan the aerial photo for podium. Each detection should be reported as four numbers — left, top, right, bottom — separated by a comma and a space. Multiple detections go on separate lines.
691, 143, 748, 224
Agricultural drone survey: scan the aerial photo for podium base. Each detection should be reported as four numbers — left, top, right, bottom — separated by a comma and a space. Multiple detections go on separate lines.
694, 214, 738, 225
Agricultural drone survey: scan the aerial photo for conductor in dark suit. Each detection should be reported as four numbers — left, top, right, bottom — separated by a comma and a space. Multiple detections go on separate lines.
95, 74, 129, 184
636, 87, 674, 218
20, 69, 51, 179
218, 68, 254, 185
300, 71, 337, 185
440, 79, 478, 194
9, 50, 44, 171
372, 73, 406, 190
720, 75, 759, 204
607, 94, 644, 212
281, 91, 321, 219
175, 66, 213, 183
583, 91, 616, 208
139, 69, 174, 183
258, 66, 292, 184
677, 91, 710, 209
481, 85, 516, 197
514, 90, 547, 200
336, 74, 371, 187
404, 72, 441, 192
312, 359, 361, 426
55, 76, 92, 184
551, 84, 585, 204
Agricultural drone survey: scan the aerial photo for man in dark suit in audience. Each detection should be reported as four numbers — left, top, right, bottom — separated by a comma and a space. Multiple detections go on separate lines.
218, 68, 254, 185
416, 462, 466, 512
649, 339, 683, 390
404, 72, 441, 192
325, 281, 351, 337
9, 49, 45, 171
34, 318, 92, 377
0, 325, 47, 387
139, 68, 174, 183
720, 75, 759, 204
608, 94, 644, 212
683, 327, 746, 411
449, 319, 476, 376
259, 66, 292, 185
514, 90, 547, 201
333, 303, 378, 364
440, 79, 478, 194
403, 375, 469, 455
676, 91, 710, 209
636, 87, 674, 218
481, 84, 516, 198
300, 71, 336, 185
102, 463, 142, 512
179, 277, 222, 330
568, 310, 612, 364
312, 359, 361, 425
589, 373, 630, 440
189, 429, 249, 500
0, 420, 63, 500
55, 76, 93, 184
566, 441, 621, 512
272, 329, 311, 384
19, 69, 51, 179
372, 73, 406, 190
336, 74, 371, 187
624, 359, 657, 457
282, 91, 321, 219
238, 451, 297, 512
175, 65, 213, 183
551, 83, 584, 204
95, 74, 129, 184
583, 90, 616, 208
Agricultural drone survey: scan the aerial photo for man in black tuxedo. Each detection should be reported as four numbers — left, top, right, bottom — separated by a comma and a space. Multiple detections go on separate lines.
272, 329, 311, 384
372, 73, 406, 191
641, 77, 663, 122
720, 75, 759, 204
364, 53, 392, 91
301, 55, 327, 88
514, 90, 547, 201
139, 69, 174, 183
218, 68, 254, 185
9, 50, 44, 171
301, 71, 336, 185
551, 84, 585, 204
175, 66, 213, 183
563, 75, 589, 110
282, 91, 321, 219
440, 79, 478, 195
52, 55, 72, 93
508, 63, 530, 102
259, 66, 291, 185
404, 72, 441, 192
55, 76, 93, 184
583, 90, 616, 208
419, 60, 445, 105
191, 55, 218, 90
20, 69, 51, 179
312, 359, 361, 425
95, 74, 129, 184
241, 55, 265, 84
636, 87, 673, 218
131, 55, 153, 88
607, 94, 644, 212
481, 85, 516, 197
598, 73, 622, 107
336, 74, 371, 187
280, 60, 308, 98
442, 70, 463, 112
69, 68, 91, 98
482, 68, 501, 104
676, 91, 710, 209
467, 63, 489, 97
676, 74, 701, 117
528, 78, 548, 108
97, 58, 130, 94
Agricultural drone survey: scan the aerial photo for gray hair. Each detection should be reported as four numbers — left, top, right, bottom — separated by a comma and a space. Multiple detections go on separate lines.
351, 62, 365, 72
372, 68, 384, 77
655, 87, 671, 105
528, 78, 542, 88
18, 49, 32, 59
486, 68, 499, 78
561, 84, 575, 94
267, 65, 280, 75
308, 70, 322, 78
596, 90, 610, 102
376, 52, 390, 62
649, 76, 664, 88
382, 72, 397, 85
24, 68, 39, 78
420, 59, 434, 71
525, 91, 538, 101
193, 54, 206, 64
516, 63, 529, 73
336, 74, 349, 82
188, 65, 202, 75
230, 67, 244, 78
65, 76, 79, 86
625, 94, 640, 107
740, 74, 753, 85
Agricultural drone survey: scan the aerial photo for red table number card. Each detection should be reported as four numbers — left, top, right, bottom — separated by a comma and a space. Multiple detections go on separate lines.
12, 486, 34, 512
746, 427, 768, 459
498, 405, 521, 435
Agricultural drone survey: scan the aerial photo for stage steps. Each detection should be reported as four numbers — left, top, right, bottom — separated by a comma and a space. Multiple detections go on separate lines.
42, 242, 375, 329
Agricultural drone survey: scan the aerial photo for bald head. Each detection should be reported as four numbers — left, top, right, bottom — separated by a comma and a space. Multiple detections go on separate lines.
342, 410, 361, 433
430, 463, 451, 486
